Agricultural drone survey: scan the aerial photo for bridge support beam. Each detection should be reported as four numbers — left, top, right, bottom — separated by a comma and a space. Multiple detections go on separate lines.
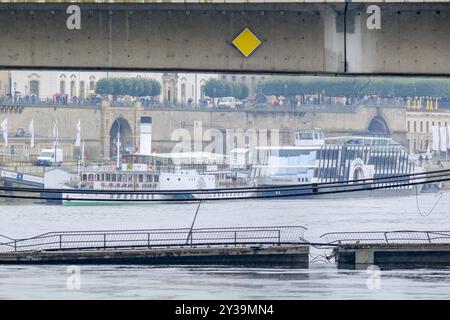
0, 3, 450, 75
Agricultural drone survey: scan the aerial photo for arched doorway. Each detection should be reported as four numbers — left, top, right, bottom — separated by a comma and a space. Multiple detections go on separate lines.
368, 116, 390, 135
109, 118, 133, 158
353, 167, 365, 180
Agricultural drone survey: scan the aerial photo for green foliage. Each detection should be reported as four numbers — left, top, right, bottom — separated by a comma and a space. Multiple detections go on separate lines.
203, 79, 249, 99
95, 78, 113, 95
151, 80, 161, 96
235, 82, 249, 100
261, 76, 450, 98
94, 77, 161, 97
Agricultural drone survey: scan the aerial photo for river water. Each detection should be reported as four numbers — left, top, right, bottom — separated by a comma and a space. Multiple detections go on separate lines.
1, 191, 450, 299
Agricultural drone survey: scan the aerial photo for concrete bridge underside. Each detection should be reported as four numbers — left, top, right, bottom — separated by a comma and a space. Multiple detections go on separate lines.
1, 3, 450, 75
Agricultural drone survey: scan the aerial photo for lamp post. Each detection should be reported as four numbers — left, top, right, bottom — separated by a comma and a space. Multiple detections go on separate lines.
54, 119, 58, 167
115, 119, 121, 169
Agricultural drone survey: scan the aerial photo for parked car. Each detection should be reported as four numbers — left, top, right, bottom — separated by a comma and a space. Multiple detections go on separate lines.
217, 97, 236, 109
199, 98, 213, 108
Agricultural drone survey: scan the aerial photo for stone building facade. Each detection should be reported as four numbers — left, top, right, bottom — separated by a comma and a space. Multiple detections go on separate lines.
8, 71, 215, 107
406, 110, 450, 153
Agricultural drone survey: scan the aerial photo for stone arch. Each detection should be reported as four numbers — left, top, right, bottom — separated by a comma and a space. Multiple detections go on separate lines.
109, 117, 134, 158
367, 115, 390, 135
181, 82, 187, 105
352, 166, 365, 180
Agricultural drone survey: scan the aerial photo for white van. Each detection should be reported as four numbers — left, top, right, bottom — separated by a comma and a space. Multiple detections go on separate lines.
35, 147, 63, 166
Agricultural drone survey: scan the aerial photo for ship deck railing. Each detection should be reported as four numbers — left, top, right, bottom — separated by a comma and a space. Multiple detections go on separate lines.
0, 226, 308, 253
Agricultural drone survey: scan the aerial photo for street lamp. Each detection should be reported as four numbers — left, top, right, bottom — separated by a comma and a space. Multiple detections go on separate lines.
53, 119, 58, 167
115, 118, 121, 169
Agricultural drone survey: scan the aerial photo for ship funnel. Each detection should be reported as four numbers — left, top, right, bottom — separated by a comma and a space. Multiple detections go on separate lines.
139, 116, 152, 155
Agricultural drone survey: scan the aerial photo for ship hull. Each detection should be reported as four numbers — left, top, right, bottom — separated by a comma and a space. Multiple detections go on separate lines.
57, 184, 422, 206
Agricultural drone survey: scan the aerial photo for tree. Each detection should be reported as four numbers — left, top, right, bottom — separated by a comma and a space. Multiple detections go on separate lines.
121, 78, 133, 96
260, 76, 450, 99
235, 83, 249, 99
95, 77, 162, 97
95, 78, 113, 95
111, 78, 124, 96
203, 79, 227, 98
203, 79, 249, 99
142, 79, 153, 96
131, 78, 145, 97
150, 79, 161, 97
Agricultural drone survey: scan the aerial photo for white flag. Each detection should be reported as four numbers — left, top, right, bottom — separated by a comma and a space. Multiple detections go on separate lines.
29, 119, 35, 148
440, 126, 447, 152
75, 119, 81, 147
1, 118, 7, 146
447, 126, 450, 149
81, 139, 85, 163
53, 120, 59, 147
432, 126, 440, 151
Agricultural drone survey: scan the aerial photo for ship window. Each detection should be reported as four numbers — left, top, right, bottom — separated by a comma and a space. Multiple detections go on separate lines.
128, 175, 132, 182
154, 176, 159, 182
138, 175, 143, 183
111, 174, 116, 182
146, 175, 153, 182
82, 174, 87, 181
106, 174, 110, 182
178, 178, 181, 181
88, 174, 94, 181
101, 174, 105, 181
299, 132, 313, 140
167, 178, 170, 181
95, 174, 100, 181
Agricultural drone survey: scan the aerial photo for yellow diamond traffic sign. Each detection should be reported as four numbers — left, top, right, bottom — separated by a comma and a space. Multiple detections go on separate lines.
232, 28, 262, 58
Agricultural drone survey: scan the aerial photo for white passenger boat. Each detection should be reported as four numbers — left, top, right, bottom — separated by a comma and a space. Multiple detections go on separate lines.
252, 129, 426, 198
54, 153, 254, 205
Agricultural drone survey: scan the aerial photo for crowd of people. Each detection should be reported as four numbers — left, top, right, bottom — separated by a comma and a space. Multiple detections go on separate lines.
267, 93, 450, 109
0, 92, 103, 106
1, 91, 450, 111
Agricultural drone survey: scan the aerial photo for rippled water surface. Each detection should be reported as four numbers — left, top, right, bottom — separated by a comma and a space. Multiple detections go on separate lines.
0, 192, 449, 299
